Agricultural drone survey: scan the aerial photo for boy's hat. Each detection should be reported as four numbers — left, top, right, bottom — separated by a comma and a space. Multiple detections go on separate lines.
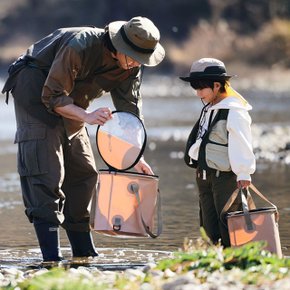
180, 58, 234, 82
108, 16, 165, 67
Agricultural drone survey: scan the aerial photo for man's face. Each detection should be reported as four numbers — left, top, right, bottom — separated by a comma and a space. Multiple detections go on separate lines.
114, 52, 141, 70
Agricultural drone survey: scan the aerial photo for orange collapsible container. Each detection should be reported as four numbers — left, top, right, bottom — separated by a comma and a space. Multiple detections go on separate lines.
90, 111, 162, 238
222, 184, 282, 257
227, 207, 282, 257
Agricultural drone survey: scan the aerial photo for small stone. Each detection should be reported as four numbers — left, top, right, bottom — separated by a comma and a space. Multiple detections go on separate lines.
162, 276, 198, 290
140, 282, 155, 290
124, 268, 145, 280
142, 262, 157, 273
163, 268, 176, 278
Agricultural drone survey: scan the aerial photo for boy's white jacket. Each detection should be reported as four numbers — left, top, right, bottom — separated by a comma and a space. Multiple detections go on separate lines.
189, 96, 256, 181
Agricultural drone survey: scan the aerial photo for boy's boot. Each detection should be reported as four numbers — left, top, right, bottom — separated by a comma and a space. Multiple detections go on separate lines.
33, 218, 62, 262
66, 230, 98, 257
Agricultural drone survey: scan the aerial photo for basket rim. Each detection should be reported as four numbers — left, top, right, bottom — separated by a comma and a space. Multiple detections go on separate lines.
226, 206, 277, 218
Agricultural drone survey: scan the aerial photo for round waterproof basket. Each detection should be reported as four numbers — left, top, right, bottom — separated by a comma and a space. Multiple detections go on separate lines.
96, 111, 146, 171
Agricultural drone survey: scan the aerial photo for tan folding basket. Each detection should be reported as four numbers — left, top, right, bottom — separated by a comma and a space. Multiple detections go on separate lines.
221, 184, 282, 257
90, 111, 162, 238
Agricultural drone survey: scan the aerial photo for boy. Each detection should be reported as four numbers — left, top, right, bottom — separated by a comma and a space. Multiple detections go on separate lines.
180, 58, 256, 246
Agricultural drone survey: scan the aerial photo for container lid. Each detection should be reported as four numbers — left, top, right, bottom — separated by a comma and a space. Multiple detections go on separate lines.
96, 111, 146, 170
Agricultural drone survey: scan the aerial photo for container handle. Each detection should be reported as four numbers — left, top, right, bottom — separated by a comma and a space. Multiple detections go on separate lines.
129, 183, 162, 238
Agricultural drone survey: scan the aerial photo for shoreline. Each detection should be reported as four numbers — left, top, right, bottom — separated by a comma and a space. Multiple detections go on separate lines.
1, 242, 290, 290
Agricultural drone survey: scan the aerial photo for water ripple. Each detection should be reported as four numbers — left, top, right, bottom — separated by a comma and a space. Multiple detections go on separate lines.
0, 173, 20, 193
0, 200, 22, 209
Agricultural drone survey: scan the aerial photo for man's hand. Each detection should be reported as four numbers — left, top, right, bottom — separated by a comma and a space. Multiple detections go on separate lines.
84, 108, 112, 125
134, 157, 154, 175
54, 105, 112, 125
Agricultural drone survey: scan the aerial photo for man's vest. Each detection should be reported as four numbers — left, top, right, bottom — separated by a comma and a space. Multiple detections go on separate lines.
184, 108, 230, 171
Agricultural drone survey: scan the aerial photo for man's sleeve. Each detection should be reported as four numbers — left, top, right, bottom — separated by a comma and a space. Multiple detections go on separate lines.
110, 69, 143, 119
41, 46, 82, 113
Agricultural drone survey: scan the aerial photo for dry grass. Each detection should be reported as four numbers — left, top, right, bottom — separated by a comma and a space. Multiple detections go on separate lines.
1, 15, 290, 84
166, 19, 290, 74
0, 0, 27, 19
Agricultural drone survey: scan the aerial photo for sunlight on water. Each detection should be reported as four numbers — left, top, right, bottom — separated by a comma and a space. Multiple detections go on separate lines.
0, 201, 22, 209
0, 173, 20, 193
0, 93, 16, 140
1, 76, 290, 267
0, 247, 173, 270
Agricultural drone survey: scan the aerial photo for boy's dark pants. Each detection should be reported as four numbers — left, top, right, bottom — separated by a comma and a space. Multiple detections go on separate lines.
196, 168, 241, 247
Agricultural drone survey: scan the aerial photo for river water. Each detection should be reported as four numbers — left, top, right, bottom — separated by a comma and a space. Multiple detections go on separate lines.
0, 75, 290, 267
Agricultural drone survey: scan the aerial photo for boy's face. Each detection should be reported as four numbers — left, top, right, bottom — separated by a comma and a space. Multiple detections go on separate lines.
194, 82, 221, 104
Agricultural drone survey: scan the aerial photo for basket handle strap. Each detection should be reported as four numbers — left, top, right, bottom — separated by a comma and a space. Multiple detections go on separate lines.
241, 188, 255, 231
221, 187, 256, 216
249, 184, 279, 222
249, 184, 277, 209
130, 183, 162, 238
220, 186, 256, 226
221, 184, 279, 225
220, 188, 255, 230
221, 188, 239, 216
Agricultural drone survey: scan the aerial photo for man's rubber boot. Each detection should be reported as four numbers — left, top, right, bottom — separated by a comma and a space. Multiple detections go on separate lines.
33, 219, 63, 262
66, 230, 98, 257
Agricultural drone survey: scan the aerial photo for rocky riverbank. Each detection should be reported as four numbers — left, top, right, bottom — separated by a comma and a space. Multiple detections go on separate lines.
1, 242, 290, 290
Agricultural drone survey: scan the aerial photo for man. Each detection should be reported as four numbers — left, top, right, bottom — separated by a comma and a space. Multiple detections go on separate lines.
2, 16, 165, 262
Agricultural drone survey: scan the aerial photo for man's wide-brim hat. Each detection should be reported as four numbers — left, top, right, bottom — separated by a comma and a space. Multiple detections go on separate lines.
108, 16, 165, 67
180, 58, 234, 82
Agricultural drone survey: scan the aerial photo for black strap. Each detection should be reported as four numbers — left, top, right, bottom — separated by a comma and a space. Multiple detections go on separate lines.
208, 109, 214, 128
2, 55, 49, 105
120, 26, 155, 54
5, 92, 9, 105
241, 189, 255, 231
